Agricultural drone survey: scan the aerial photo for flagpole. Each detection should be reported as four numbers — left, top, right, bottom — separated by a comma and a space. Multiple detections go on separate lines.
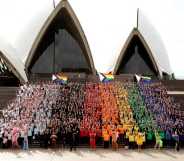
137, 8, 139, 30
53, 0, 56, 75
53, 0, 56, 8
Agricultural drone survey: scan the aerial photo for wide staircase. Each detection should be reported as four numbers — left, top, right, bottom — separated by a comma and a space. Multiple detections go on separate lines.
114, 74, 135, 82
161, 80, 184, 91
161, 80, 184, 111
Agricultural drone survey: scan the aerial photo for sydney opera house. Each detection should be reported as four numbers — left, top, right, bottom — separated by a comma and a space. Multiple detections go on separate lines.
0, 0, 183, 98
0, 0, 184, 157
0, 0, 174, 82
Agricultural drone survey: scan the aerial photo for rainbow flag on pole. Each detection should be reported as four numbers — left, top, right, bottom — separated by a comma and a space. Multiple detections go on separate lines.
98, 72, 114, 82
52, 73, 68, 84
135, 74, 151, 83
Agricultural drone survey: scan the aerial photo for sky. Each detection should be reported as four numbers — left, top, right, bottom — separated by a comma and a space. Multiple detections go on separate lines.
0, 0, 183, 79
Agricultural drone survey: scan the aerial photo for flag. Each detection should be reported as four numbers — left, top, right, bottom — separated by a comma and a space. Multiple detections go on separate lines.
135, 74, 151, 83
52, 73, 68, 84
141, 76, 151, 83
139, 75, 151, 83
98, 72, 104, 82
135, 74, 141, 82
141, 76, 151, 80
98, 72, 114, 82
52, 74, 57, 81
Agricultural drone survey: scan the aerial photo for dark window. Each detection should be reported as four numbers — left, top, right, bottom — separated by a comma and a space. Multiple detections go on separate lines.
117, 35, 158, 77
29, 8, 92, 77
0, 57, 20, 86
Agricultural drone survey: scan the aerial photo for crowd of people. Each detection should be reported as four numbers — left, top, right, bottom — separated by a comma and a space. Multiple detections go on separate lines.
139, 81, 184, 133
99, 83, 120, 149
114, 82, 142, 150
139, 80, 184, 150
80, 83, 101, 149
0, 82, 59, 149
127, 83, 157, 146
0, 80, 183, 151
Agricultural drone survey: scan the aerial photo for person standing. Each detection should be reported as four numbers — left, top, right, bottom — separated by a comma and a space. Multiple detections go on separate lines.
136, 132, 143, 152
154, 131, 160, 149
68, 125, 73, 151
128, 131, 135, 149
23, 131, 29, 150
60, 125, 66, 149
154, 131, 162, 150
43, 130, 49, 149
12, 127, 19, 148
165, 129, 172, 147
28, 127, 33, 146
172, 130, 179, 151
89, 128, 96, 150
72, 126, 78, 151
19, 129, 24, 149
146, 130, 154, 147
112, 129, 119, 150
7, 131, 12, 148
33, 126, 38, 141
0, 129, 3, 149
50, 131, 57, 148
103, 129, 110, 149
2, 131, 8, 149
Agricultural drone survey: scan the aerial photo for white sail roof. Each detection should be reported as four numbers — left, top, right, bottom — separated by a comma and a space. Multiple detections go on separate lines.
138, 10, 172, 75
0, 0, 183, 80
0, 37, 27, 82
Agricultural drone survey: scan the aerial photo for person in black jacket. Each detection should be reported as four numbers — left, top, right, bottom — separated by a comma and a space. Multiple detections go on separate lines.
43, 130, 50, 149
67, 125, 73, 151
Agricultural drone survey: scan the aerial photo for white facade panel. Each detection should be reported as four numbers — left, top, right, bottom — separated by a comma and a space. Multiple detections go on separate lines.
138, 10, 172, 75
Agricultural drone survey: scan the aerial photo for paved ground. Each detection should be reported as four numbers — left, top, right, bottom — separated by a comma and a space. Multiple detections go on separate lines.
0, 148, 183, 161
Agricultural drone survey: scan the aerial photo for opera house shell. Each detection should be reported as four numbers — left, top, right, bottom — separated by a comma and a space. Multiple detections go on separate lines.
0, 0, 173, 84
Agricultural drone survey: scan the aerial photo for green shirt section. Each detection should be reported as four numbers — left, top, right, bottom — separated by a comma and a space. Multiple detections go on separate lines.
126, 83, 158, 138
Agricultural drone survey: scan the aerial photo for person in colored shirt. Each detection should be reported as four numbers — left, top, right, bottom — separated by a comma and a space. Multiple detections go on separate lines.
12, 127, 19, 148
23, 130, 29, 150
172, 130, 179, 151
165, 129, 171, 147
89, 129, 96, 150
103, 130, 110, 149
50, 131, 57, 148
154, 131, 162, 149
28, 127, 33, 146
111, 129, 119, 150
136, 132, 144, 152
128, 131, 135, 149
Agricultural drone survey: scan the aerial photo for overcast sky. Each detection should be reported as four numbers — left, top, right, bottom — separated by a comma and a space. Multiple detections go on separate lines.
0, 0, 183, 78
